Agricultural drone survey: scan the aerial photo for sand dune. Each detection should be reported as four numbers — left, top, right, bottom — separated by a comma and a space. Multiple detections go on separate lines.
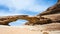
0, 23, 60, 34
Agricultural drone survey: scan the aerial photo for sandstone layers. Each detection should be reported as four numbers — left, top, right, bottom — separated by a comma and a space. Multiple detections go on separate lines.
38, 0, 60, 16
25, 0, 60, 25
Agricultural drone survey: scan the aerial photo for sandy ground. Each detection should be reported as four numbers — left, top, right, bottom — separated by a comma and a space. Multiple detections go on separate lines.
0, 24, 60, 34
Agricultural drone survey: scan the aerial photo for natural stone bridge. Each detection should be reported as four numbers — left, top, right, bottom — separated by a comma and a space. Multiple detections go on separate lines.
0, 0, 60, 26
0, 15, 38, 25
0, 15, 51, 25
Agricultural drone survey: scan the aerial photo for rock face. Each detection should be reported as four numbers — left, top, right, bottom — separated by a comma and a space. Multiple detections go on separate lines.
25, 0, 60, 25
25, 17, 52, 25
37, 0, 60, 16
40, 0, 60, 23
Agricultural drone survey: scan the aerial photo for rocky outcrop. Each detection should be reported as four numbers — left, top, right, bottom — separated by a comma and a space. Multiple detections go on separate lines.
0, 15, 51, 25
40, 0, 60, 24
0, 15, 29, 25
25, 0, 60, 25
25, 17, 52, 25
37, 0, 60, 16
0, 15, 42, 25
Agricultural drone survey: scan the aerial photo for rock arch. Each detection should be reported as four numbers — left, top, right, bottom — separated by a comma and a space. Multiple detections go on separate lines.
0, 0, 60, 26
0, 15, 40, 25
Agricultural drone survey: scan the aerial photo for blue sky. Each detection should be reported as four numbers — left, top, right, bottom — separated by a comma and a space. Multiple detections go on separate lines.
0, 0, 57, 26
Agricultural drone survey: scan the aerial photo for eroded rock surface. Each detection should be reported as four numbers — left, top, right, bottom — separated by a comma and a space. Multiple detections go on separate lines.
0, 15, 29, 25
0, 15, 43, 25
25, 0, 60, 25
37, 0, 60, 16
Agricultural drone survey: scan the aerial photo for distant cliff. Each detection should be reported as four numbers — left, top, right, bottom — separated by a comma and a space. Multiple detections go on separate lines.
37, 0, 60, 16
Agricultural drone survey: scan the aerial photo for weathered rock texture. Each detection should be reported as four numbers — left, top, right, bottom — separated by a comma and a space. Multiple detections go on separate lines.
25, 0, 60, 25
39, 0, 60, 24
38, 0, 60, 16
0, 15, 31, 25
0, 15, 52, 25
0, 15, 44, 25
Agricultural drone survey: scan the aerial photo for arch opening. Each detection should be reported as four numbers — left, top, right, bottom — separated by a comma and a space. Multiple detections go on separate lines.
9, 19, 28, 26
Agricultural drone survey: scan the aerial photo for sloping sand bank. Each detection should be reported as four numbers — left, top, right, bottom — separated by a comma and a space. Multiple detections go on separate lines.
0, 23, 60, 34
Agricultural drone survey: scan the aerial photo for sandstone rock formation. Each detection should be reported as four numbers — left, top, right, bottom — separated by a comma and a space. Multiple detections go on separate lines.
25, 17, 52, 25
25, 0, 60, 25
0, 0, 60, 26
40, 0, 60, 23
0, 15, 41, 25
0, 15, 28, 25
0, 15, 51, 25
37, 0, 60, 16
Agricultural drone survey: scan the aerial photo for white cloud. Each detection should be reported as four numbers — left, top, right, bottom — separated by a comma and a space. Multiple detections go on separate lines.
0, 0, 46, 11
0, 0, 35, 10
0, 0, 50, 16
